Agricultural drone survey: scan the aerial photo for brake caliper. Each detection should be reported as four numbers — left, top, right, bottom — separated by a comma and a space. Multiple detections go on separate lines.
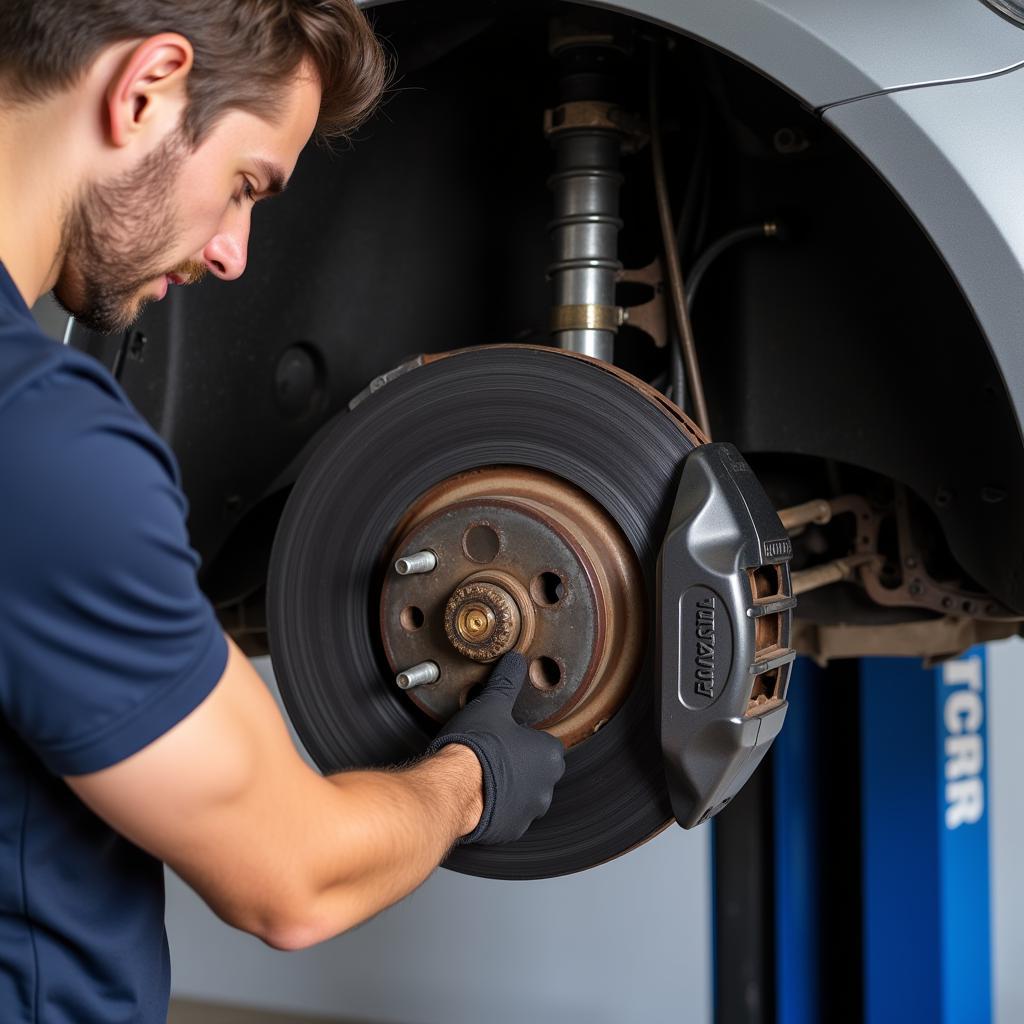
658, 442, 796, 828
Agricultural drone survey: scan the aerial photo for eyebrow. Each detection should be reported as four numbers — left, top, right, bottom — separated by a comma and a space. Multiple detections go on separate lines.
254, 159, 288, 196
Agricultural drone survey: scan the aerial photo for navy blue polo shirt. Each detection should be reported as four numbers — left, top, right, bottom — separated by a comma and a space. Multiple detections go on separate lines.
0, 263, 228, 1023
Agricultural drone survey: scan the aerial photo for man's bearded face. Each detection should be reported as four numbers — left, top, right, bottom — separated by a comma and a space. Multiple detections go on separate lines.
53, 130, 206, 334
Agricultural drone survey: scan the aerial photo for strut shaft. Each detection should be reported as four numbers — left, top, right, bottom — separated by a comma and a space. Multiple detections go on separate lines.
545, 19, 630, 363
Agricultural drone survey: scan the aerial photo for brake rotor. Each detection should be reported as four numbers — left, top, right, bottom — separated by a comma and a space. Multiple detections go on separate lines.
267, 345, 704, 878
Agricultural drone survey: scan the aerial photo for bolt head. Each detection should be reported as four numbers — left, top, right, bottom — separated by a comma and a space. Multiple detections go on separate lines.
457, 603, 496, 643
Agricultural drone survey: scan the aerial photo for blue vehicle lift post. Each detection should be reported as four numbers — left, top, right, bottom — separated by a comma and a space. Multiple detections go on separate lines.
713, 649, 992, 1024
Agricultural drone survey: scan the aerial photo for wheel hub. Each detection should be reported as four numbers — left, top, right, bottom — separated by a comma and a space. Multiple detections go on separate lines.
379, 466, 645, 745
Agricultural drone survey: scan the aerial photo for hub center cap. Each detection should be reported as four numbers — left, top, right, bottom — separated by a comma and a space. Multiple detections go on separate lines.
445, 579, 521, 661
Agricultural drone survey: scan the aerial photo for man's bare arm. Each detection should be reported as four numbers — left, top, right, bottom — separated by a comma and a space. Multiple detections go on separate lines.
66, 638, 483, 950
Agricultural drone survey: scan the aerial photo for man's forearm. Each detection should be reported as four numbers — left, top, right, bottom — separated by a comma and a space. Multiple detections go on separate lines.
277, 743, 483, 947
68, 644, 559, 953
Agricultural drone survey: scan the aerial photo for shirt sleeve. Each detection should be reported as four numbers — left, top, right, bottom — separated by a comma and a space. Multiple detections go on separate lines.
0, 364, 228, 776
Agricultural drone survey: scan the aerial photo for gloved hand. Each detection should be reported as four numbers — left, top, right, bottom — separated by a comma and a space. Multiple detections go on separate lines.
425, 651, 566, 845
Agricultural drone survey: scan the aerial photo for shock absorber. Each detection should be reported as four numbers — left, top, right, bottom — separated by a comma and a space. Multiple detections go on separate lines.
545, 18, 632, 363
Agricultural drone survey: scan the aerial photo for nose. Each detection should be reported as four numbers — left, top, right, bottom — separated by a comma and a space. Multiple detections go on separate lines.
202, 209, 250, 281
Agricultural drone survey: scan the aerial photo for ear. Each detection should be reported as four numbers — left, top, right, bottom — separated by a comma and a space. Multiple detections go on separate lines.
106, 34, 194, 148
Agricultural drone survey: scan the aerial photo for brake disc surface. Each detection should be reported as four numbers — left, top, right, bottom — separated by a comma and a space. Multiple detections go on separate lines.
267, 345, 703, 878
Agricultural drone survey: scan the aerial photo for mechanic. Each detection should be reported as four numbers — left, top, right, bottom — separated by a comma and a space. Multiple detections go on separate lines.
0, 2, 565, 1021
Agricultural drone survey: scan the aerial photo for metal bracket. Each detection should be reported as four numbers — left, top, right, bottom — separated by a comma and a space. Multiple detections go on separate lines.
855, 488, 1020, 621
543, 101, 649, 152
789, 491, 1021, 621
617, 259, 668, 348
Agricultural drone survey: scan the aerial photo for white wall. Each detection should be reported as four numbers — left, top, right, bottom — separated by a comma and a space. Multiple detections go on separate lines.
165, 658, 713, 1024
986, 636, 1024, 1024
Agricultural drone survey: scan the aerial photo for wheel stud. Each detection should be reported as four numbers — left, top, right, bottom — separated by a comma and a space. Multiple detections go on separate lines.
395, 550, 437, 575
396, 660, 441, 690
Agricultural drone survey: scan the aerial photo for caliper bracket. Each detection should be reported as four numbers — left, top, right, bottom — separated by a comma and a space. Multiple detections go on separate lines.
658, 442, 796, 828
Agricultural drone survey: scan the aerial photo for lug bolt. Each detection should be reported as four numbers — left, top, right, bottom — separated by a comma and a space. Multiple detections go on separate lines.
396, 661, 440, 690
395, 550, 437, 575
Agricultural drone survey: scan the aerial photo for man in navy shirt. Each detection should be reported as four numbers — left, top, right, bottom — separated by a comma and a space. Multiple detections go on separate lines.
0, 3, 565, 1021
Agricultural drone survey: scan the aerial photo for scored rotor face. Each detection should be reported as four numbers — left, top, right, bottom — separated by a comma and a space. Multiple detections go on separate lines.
267, 346, 703, 879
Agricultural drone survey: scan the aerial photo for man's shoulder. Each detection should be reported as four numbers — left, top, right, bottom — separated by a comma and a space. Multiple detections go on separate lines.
0, 318, 225, 780
0, 310, 123, 414
0, 313, 179, 488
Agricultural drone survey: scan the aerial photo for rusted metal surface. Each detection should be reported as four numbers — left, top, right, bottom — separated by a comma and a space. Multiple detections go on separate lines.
544, 101, 631, 139
777, 497, 833, 532
382, 497, 595, 730
790, 553, 877, 596
444, 577, 523, 663
794, 615, 1018, 665
380, 467, 646, 747
781, 490, 1023, 631
830, 491, 1022, 622
743, 564, 796, 719
618, 259, 668, 349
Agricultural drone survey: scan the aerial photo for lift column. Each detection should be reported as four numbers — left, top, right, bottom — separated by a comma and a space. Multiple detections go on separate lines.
714, 648, 993, 1022
858, 648, 992, 1023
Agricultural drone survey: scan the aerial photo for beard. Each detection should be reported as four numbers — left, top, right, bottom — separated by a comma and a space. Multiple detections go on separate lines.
53, 130, 206, 334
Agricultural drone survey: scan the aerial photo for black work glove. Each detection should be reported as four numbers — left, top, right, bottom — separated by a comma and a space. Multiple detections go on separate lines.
425, 651, 566, 845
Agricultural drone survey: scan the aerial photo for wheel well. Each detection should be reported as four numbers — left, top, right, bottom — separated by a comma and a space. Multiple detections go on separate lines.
69, 0, 1024, 632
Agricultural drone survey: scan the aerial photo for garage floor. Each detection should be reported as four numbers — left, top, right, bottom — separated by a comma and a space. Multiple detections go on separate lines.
168, 999, 366, 1023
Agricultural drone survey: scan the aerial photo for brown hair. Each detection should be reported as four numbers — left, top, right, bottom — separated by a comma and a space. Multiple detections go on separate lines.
0, 0, 388, 143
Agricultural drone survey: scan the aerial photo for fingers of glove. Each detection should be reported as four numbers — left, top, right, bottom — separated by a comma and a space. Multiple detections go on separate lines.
479, 650, 528, 704
523, 753, 562, 818
479, 767, 561, 845
477, 795, 549, 845
522, 728, 566, 785
483, 817, 536, 846
506, 731, 564, 833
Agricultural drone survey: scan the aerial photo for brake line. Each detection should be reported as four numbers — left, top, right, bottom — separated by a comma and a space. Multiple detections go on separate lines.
690, 223, 782, 308
648, 41, 712, 439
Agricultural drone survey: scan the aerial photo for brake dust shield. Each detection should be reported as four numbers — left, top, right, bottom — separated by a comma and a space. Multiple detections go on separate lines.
267, 346, 704, 878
